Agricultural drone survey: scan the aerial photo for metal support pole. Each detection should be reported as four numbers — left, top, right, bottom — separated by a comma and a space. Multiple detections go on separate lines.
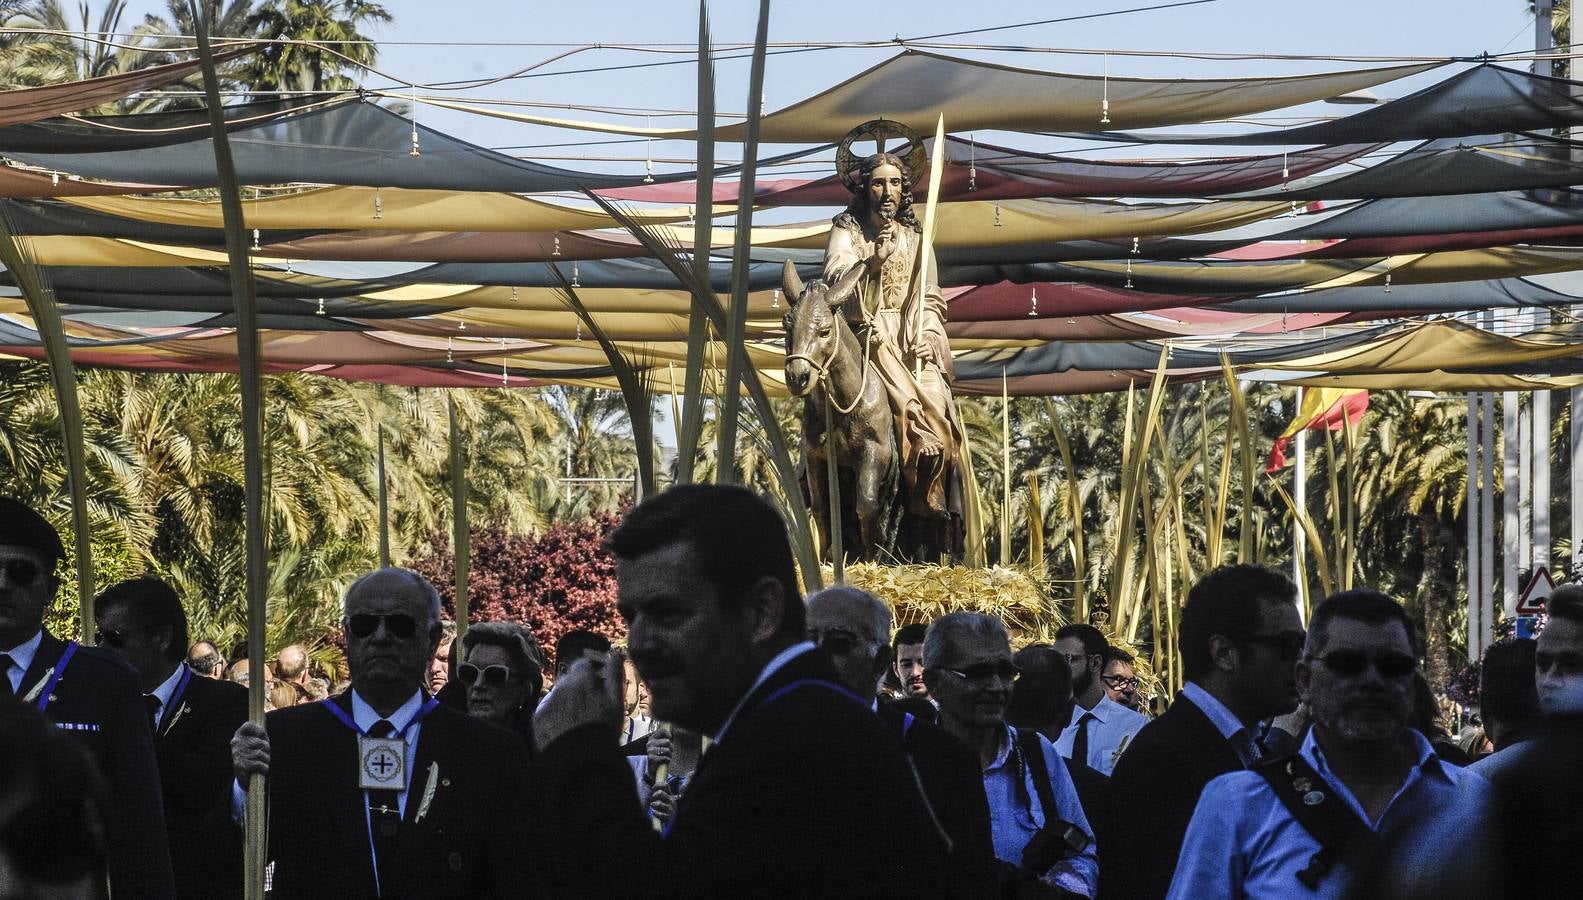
1294, 387, 1307, 598
1521, 392, 1533, 572
1573, 385, 1583, 569
1504, 390, 1520, 615
1467, 393, 1481, 659
1534, 308, 1552, 571
1481, 388, 1496, 630
449, 395, 469, 641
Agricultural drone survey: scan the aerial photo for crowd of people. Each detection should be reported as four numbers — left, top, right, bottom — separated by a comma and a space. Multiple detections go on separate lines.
2, 487, 1580, 898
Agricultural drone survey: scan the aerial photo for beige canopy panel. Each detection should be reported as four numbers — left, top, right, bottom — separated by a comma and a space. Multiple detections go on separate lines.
413, 51, 1441, 141
1260, 320, 1583, 373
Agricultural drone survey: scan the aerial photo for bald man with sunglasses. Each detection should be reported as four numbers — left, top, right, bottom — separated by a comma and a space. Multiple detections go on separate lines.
229, 568, 539, 898
1167, 590, 1486, 899
0, 497, 176, 898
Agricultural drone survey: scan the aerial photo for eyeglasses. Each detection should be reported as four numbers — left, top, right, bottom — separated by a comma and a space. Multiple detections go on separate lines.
1240, 633, 1308, 661
808, 629, 875, 656
346, 613, 418, 639
95, 626, 151, 648
933, 662, 1019, 684
458, 663, 514, 686
1, 558, 42, 587
1315, 651, 1416, 679
1101, 674, 1140, 690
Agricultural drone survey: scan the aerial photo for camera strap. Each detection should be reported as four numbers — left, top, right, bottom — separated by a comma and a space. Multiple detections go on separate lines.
1253, 754, 1378, 890
1011, 729, 1088, 868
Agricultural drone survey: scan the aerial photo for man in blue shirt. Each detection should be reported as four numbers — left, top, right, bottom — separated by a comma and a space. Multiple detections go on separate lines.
1167, 590, 1486, 899
925, 612, 1099, 898
1053, 624, 1148, 775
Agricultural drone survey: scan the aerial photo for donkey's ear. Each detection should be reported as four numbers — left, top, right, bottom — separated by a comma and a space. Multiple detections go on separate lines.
828, 262, 864, 308
782, 260, 805, 301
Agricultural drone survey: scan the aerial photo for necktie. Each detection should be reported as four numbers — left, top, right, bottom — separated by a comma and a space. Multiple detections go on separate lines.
144, 694, 162, 736
1070, 712, 1095, 768
0, 654, 14, 699
365, 719, 401, 894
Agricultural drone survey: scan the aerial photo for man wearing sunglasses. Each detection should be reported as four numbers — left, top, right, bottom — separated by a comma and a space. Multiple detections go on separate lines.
806, 587, 998, 899
926, 613, 1099, 899
229, 567, 537, 898
95, 575, 248, 899
531, 484, 948, 898
0, 497, 176, 898
1168, 589, 1484, 898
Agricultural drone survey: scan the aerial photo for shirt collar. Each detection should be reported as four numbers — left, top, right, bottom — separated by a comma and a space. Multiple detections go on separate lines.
1302, 724, 1450, 785
148, 661, 186, 709
1070, 692, 1124, 727
350, 688, 426, 734
713, 642, 815, 744
1, 628, 43, 672
985, 723, 1018, 771
1180, 682, 1247, 741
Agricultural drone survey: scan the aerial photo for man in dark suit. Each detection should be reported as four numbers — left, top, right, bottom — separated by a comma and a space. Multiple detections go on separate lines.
0, 497, 176, 897
807, 585, 999, 898
1105, 565, 1306, 899
94, 575, 249, 899
532, 485, 948, 898
230, 568, 535, 899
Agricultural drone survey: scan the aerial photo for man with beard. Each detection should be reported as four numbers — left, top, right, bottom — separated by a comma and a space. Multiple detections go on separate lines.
229, 569, 535, 898
892, 622, 931, 701
1106, 565, 1306, 899
0, 498, 175, 897
1167, 590, 1482, 898
1053, 624, 1147, 775
824, 143, 964, 543
531, 485, 947, 898
927, 613, 1098, 898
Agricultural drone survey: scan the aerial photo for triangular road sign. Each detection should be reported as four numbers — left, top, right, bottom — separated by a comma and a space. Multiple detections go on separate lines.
1517, 566, 1556, 615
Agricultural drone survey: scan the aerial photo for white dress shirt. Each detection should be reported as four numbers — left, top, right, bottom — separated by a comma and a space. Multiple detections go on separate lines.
1055, 693, 1149, 775
0, 629, 43, 695
146, 662, 187, 730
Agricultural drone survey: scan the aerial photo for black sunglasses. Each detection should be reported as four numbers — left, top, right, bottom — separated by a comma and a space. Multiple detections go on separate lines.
2, 558, 43, 587
1240, 633, 1308, 661
346, 613, 418, 639
933, 662, 1019, 684
1315, 651, 1416, 679
95, 626, 150, 648
458, 663, 514, 686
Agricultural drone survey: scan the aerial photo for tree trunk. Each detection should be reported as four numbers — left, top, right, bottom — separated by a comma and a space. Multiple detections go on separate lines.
1417, 512, 1451, 690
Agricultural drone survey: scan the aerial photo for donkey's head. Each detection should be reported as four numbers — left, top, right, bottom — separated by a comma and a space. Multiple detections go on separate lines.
783, 260, 862, 397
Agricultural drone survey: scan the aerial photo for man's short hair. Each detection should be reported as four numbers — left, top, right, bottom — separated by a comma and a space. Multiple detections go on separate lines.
607, 484, 804, 639
1007, 645, 1073, 729
92, 576, 188, 663
1103, 645, 1135, 667
276, 645, 309, 681
463, 621, 546, 696
188, 645, 223, 676
554, 629, 611, 671
806, 586, 892, 643
1179, 565, 1298, 680
1547, 585, 1583, 624
1305, 589, 1419, 659
345, 568, 442, 623
1054, 623, 1107, 658
893, 622, 929, 650
1480, 638, 1540, 727
0, 497, 65, 564
922, 612, 1008, 669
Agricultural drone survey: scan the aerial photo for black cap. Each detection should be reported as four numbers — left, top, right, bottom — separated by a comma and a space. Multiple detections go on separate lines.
0, 498, 66, 563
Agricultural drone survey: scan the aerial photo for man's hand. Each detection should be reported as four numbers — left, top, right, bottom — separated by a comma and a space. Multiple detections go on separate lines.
648, 781, 677, 826
231, 721, 270, 783
533, 650, 624, 753
644, 733, 673, 777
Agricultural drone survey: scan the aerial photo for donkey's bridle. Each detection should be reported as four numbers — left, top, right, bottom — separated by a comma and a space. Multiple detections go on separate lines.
786, 325, 871, 416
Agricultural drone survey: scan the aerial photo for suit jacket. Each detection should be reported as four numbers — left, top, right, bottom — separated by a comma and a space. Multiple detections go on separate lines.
1104, 693, 1243, 900
876, 702, 999, 899
256, 692, 536, 899
1063, 758, 1114, 869
154, 666, 247, 899
22, 630, 176, 898
531, 647, 949, 899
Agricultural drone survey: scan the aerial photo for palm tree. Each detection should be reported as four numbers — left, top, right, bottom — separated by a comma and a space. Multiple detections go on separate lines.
245, 0, 390, 93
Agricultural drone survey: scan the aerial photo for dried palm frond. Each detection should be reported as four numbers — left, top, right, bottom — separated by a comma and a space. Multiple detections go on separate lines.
825, 562, 1063, 643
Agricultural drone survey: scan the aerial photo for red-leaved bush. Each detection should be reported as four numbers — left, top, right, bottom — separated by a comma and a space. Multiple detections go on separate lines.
408, 515, 626, 667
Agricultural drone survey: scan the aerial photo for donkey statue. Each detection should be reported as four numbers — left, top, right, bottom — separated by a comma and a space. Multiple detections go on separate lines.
782, 259, 900, 560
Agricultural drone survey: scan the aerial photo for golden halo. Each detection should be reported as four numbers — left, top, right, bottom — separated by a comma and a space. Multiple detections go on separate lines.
835, 119, 928, 193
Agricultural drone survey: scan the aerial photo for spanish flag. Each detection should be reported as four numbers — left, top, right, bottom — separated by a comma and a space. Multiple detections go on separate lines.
1265, 388, 1369, 473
